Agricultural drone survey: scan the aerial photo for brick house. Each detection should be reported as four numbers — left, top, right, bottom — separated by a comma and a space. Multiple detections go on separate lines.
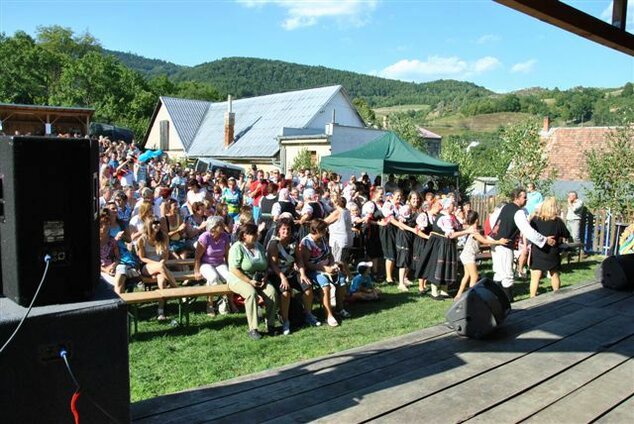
540, 117, 626, 198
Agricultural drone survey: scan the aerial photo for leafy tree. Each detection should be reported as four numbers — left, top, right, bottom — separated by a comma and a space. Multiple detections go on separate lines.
388, 114, 426, 152
50, 51, 155, 137
0, 31, 55, 103
352, 97, 376, 126
291, 148, 315, 173
585, 113, 634, 220
174, 80, 221, 101
496, 119, 556, 198
439, 135, 478, 198
36, 25, 101, 59
622, 82, 633, 97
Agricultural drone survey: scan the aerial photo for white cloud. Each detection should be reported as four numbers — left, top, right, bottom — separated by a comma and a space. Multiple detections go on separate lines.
511, 59, 537, 74
476, 34, 501, 44
474, 56, 501, 73
237, 0, 379, 30
379, 55, 501, 81
601, 3, 634, 26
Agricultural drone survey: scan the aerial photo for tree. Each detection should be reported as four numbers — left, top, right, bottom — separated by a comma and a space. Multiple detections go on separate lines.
622, 82, 633, 97
0, 31, 55, 104
439, 135, 477, 199
389, 114, 427, 153
496, 119, 556, 198
50, 51, 155, 138
585, 113, 634, 220
352, 97, 376, 126
291, 148, 315, 173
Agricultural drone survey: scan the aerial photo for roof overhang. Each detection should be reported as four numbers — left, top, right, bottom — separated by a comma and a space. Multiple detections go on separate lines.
495, 0, 634, 56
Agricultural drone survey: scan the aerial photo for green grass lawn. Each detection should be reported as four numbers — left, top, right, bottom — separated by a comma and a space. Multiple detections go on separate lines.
128, 256, 602, 402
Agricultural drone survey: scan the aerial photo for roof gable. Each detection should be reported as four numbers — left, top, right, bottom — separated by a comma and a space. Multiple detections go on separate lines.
160, 96, 211, 150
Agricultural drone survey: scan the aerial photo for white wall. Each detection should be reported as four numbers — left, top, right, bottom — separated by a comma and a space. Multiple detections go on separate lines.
329, 125, 387, 154
145, 102, 184, 153
307, 92, 365, 129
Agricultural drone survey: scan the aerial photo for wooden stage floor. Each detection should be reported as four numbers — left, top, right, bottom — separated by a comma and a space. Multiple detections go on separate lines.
131, 281, 634, 423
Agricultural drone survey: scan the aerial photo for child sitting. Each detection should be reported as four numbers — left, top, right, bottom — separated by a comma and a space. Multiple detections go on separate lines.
349, 261, 381, 301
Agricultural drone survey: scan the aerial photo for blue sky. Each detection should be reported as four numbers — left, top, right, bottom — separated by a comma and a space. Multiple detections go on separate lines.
1, 0, 633, 93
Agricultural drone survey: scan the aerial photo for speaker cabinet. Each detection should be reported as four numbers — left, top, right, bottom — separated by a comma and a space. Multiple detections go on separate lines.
598, 254, 634, 291
0, 282, 130, 423
446, 278, 511, 339
0, 136, 99, 306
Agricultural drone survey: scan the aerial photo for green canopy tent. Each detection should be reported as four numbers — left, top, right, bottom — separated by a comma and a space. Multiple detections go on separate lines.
320, 131, 459, 177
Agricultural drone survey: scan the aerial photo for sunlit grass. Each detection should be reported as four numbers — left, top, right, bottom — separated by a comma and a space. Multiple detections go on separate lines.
128, 256, 602, 402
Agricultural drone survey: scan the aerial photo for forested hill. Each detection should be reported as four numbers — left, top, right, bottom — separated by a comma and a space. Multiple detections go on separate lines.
105, 49, 186, 78
112, 54, 493, 107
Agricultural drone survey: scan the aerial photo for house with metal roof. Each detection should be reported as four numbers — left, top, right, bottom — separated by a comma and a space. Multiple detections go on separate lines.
143, 85, 378, 172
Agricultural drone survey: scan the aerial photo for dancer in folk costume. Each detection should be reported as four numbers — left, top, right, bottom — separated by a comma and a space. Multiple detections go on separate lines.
391, 191, 423, 292
416, 198, 474, 299
379, 190, 403, 284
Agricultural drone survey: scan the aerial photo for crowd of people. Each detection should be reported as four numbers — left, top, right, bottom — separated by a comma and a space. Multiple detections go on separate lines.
97, 136, 580, 340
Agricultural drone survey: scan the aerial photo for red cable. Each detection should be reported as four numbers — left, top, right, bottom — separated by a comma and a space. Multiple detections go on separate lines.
70, 391, 81, 424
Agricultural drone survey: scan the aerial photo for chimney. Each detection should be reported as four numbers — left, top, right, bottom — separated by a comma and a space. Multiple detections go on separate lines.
543, 115, 550, 133
224, 95, 235, 148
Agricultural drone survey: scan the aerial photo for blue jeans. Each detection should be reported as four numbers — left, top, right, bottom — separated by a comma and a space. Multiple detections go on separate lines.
307, 270, 347, 288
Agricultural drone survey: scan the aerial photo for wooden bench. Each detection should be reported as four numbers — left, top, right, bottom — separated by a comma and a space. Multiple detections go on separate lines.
120, 284, 233, 335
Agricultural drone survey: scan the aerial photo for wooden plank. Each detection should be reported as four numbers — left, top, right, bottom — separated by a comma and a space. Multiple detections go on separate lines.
162, 304, 611, 424
494, 0, 634, 56
466, 336, 634, 422
305, 314, 633, 424
131, 323, 456, 421
120, 285, 232, 304
132, 298, 585, 423
524, 359, 634, 423
594, 395, 634, 423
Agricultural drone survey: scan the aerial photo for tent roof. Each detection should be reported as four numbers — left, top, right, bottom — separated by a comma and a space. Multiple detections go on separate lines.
320, 132, 458, 176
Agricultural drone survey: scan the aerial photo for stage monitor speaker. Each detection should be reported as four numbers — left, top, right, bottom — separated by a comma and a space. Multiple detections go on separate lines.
598, 254, 634, 291
0, 282, 130, 423
446, 278, 511, 339
0, 136, 99, 306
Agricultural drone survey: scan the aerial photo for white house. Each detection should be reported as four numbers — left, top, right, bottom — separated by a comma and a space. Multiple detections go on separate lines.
144, 85, 382, 173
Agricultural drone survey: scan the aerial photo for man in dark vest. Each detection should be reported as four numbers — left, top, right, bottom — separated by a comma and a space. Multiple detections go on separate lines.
489, 187, 556, 302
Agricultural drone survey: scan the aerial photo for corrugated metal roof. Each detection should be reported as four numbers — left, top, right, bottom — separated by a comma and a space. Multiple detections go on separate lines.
160, 96, 210, 150
187, 85, 343, 158
417, 127, 442, 139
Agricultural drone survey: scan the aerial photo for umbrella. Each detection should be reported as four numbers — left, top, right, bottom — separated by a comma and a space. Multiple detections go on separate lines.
138, 151, 153, 163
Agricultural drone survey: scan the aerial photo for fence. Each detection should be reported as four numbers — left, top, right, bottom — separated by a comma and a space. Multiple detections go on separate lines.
469, 196, 631, 255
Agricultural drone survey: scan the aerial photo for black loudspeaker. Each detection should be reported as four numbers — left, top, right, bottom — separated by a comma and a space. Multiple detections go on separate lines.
0, 282, 130, 423
446, 278, 511, 339
598, 254, 634, 291
0, 136, 99, 306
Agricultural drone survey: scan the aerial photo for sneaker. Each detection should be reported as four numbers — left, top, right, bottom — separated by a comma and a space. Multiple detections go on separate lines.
248, 329, 262, 340
338, 309, 351, 318
398, 284, 409, 292
282, 320, 291, 336
157, 312, 167, 321
305, 313, 322, 327
206, 304, 216, 317
327, 316, 339, 327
